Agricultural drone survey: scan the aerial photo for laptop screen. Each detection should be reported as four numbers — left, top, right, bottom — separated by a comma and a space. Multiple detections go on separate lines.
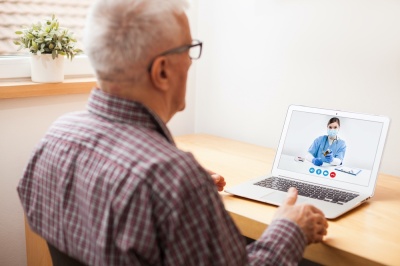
275, 107, 389, 192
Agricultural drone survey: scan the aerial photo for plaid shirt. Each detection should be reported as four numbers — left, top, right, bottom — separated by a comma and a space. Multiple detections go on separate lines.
18, 88, 306, 266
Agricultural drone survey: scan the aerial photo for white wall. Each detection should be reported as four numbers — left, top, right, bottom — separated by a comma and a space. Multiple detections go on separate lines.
0, 94, 88, 266
194, 0, 400, 177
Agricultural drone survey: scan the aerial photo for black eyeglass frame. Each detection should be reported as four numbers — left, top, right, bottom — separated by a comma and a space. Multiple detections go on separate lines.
147, 39, 203, 72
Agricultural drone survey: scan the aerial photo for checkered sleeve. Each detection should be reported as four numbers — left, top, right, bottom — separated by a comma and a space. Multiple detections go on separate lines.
246, 218, 307, 266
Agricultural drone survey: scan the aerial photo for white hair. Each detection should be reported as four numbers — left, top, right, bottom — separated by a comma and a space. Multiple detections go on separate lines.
84, 0, 189, 82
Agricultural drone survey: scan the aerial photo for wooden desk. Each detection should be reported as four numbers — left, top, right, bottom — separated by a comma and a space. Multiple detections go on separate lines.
25, 134, 400, 266
175, 134, 400, 266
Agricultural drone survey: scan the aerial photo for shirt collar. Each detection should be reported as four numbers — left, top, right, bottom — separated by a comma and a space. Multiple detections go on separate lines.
87, 88, 175, 145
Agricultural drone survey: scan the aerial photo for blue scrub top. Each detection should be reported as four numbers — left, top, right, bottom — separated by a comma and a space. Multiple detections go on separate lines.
308, 135, 346, 163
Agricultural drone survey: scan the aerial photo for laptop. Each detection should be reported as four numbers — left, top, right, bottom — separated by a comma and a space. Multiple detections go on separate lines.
225, 105, 390, 219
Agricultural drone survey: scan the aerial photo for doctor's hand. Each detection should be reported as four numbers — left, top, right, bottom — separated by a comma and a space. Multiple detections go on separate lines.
207, 170, 226, 192
312, 158, 323, 166
324, 153, 333, 163
273, 187, 328, 244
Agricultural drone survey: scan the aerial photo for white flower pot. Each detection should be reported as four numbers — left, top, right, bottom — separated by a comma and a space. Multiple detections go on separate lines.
30, 54, 65, 83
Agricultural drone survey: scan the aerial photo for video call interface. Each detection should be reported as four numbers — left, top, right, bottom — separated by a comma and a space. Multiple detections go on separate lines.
277, 111, 384, 188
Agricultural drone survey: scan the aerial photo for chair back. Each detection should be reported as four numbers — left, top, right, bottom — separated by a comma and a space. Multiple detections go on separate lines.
47, 242, 86, 266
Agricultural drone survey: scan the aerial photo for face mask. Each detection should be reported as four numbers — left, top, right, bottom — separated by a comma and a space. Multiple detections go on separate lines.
327, 129, 338, 138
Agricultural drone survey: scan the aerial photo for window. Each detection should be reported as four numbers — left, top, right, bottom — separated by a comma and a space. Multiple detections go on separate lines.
0, 0, 95, 79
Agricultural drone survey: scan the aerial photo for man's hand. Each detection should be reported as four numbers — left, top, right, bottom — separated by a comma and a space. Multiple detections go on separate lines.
211, 174, 226, 192
207, 170, 226, 192
273, 187, 328, 244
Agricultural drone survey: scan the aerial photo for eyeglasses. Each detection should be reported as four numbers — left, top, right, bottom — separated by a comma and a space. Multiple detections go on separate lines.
147, 39, 203, 72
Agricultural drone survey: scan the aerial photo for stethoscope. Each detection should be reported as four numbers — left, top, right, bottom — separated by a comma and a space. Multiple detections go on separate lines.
322, 136, 338, 156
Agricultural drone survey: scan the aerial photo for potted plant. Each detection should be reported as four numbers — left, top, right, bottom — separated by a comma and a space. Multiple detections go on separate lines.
14, 14, 82, 83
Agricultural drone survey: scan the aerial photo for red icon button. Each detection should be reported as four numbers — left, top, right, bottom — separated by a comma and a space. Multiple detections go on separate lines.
330, 172, 336, 178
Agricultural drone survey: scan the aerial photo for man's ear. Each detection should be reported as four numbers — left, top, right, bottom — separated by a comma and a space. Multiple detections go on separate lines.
149, 57, 169, 92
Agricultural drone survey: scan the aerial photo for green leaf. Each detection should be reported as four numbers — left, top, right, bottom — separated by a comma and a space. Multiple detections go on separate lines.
13, 14, 81, 60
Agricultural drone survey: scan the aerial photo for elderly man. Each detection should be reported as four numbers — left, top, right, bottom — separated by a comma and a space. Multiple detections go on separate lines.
18, 0, 328, 265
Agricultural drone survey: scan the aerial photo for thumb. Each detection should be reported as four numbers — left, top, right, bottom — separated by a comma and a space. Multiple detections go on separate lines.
284, 187, 298, 206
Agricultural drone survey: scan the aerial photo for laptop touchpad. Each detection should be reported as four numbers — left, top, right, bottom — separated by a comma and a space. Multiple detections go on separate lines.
261, 192, 308, 205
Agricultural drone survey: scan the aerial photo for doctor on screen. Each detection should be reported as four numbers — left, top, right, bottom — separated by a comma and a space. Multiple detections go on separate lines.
306, 117, 347, 166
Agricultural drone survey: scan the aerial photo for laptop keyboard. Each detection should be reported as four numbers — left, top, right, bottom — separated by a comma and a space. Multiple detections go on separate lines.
254, 176, 359, 205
